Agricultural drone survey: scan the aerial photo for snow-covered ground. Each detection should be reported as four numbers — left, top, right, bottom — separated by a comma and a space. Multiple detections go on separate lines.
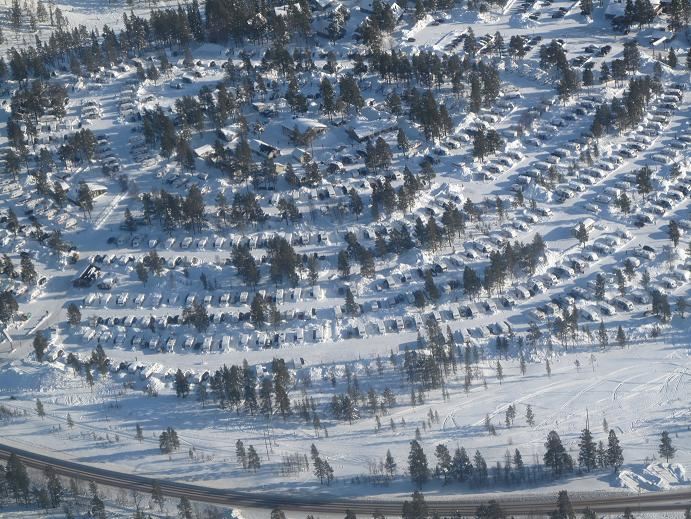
0, 329, 689, 498
0, 0, 690, 510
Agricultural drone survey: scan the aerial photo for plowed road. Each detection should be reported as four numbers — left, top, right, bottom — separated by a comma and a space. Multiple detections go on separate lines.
0, 444, 689, 515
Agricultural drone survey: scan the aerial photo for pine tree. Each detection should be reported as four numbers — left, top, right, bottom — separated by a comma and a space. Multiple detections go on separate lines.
124, 208, 137, 233
668, 220, 681, 247
44, 465, 62, 507
67, 303, 82, 326
402, 490, 428, 519
606, 429, 624, 471
236, 440, 247, 469
20, 254, 37, 286
597, 321, 608, 349
659, 431, 676, 462
597, 441, 607, 469
575, 222, 589, 247
151, 481, 165, 512
174, 369, 190, 397
544, 430, 573, 478
91, 494, 106, 519
577, 428, 597, 471
338, 250, 351, 279
5, 452, 30, 503
36, 398, 45, 419
552, 490, 575, 519
473, 450, 488, 485
33, 332, 48, 362
513, 449, 525, 480
177, 496, 194, 519
247, 445, 261, 471
451, 447, 472, 482
526, 405, 535, 427
435, 444, 452, 483
668, 48, 678, 68
496, 361, 504, 383
385, 449, 397, 477
408, 439, 429, 487
344, 287, 358, 316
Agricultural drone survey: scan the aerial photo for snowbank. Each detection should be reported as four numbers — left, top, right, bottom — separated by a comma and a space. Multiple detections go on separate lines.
401, 14, 434, 40
618, 463, 688, 492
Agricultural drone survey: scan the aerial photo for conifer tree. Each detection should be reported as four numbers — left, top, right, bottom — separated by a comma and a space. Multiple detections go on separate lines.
659, 431, 676, 462
544, 431, 573, 478
408, 440, 429, 487
578, 428, 597, 471
606, 429, 624, 472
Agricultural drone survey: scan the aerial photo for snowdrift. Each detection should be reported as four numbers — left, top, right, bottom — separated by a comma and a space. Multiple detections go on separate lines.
618, 463, 688, 492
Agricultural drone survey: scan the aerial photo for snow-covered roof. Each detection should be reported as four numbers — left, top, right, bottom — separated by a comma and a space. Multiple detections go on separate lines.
250, 138, 280, 157
274, 3, 302, 16
194, 144, 216, 157
347, 109, 397, 141
282, 118, 328, 134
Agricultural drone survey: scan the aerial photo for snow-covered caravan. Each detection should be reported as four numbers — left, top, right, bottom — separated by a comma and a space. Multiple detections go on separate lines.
580, 307, 600, 321
598, 302, 616, 316
148, 336, 160, 350
395, 316, 405, 331
413, 313, 425, 330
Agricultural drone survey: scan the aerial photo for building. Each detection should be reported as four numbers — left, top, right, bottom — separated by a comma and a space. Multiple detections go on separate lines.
281, 118, 328, 144
249, 138, 280, 159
